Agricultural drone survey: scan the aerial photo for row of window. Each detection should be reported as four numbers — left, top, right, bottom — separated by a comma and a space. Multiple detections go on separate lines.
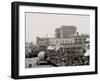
50, 40, 74, 45
50, 38, 86, 45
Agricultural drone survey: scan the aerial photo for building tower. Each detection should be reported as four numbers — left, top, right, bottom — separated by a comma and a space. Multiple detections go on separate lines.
55, 25, 76, 38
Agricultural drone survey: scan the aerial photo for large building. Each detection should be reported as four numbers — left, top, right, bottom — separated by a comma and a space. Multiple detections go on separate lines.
55, 26, 76, 38
36, 25, 89, 54
36, 37, 49, 47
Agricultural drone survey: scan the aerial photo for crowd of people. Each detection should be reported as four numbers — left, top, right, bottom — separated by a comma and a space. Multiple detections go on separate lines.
46, 48, 89, 66
25, 44, 90, 66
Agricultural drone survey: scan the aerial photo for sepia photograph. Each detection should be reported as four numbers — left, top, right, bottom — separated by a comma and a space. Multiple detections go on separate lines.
25, 12, 90, 68
11, 2, 97, 79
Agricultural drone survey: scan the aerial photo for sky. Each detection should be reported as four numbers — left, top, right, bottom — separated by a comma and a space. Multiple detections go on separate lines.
25, 12, 90, 44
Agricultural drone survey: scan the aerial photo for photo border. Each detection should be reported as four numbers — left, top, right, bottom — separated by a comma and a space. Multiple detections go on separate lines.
11, 1, 98, 79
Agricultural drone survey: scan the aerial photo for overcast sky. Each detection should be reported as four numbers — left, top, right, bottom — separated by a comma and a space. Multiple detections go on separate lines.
25, 12, 90, 44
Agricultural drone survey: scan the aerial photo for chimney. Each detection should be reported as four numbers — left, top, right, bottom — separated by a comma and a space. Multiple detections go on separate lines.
77, 32, 79, 36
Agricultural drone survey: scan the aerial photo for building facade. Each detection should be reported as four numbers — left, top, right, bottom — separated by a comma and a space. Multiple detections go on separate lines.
74, 35, 89, 44
55, 26, 76, 38
36, 37, 49, 47
49, 38, 74, 45
36, 25, 89, 55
